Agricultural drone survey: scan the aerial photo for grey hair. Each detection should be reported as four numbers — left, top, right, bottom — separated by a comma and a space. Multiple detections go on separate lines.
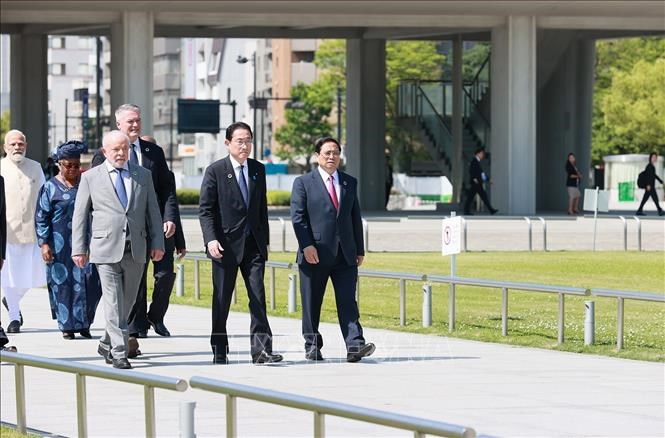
114, 103, 141, 121
4, 129, 26, 145
102, 130, 131, 148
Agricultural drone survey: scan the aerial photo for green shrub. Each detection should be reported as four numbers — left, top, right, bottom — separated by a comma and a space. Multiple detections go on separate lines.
267, 190, 291, 206
177, 189, 200, 205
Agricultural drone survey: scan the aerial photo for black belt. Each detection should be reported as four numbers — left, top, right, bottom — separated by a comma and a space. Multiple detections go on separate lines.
124, 241, 132, 252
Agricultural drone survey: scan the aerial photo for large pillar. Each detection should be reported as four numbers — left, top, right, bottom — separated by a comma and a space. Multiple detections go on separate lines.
491, 16, 537, 215
451, 36, 464, 204
345, 39, 386, 211
10, 34, 48, 164
111, 11, 154, 131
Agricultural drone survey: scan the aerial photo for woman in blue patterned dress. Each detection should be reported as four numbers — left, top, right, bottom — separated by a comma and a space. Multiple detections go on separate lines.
35, 141, 101, 339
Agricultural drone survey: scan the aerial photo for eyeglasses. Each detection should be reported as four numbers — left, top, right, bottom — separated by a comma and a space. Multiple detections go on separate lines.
60, 162, 81, 169
232, 139, 253, 147
319, 151, 341, 158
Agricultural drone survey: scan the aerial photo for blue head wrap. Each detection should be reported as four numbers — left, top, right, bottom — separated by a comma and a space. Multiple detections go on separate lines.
54, 140, 88, 161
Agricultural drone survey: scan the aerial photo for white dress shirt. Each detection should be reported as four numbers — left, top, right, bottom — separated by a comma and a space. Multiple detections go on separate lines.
105, 160, 133, 204
130, 141, 143, 166
229, 155, 250, 202
318, 166, 340, 207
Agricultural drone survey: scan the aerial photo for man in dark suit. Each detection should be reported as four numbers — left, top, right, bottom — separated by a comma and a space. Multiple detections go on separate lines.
91, 105, 179, 340
0, 175, 13, 352
199, 122, 282, 365
464, 147, 498, 215
290, 137, 375, 362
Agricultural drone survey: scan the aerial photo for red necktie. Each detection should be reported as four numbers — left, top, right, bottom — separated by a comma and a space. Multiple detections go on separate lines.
328, 176, 339, 211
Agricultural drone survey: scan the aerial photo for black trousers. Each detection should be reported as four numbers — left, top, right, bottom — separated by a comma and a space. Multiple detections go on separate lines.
637, 187, 662, 212
210, 236, 273, 358
299, 248, 365, 354
128, 236, 176, 334
464, 182, 494, 214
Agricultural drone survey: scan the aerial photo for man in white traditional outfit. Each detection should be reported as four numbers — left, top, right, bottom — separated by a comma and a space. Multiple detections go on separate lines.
1, 130, 47, 333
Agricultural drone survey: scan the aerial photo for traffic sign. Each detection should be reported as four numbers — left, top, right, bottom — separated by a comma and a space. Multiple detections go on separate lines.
441, 216, 462, 256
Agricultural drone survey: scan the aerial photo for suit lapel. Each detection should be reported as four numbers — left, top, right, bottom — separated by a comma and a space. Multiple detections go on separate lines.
223, 157, 246, 209
247, 159, 258, 206
138, 139, 151, 169
126, 163, 140, 211
338, 171, 348, 211
312, 170, 338, 212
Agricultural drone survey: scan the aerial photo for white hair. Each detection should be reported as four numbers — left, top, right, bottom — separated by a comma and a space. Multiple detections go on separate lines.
114, 103, 141, 122
102, 130, 131, 148
4, 129, 26, 145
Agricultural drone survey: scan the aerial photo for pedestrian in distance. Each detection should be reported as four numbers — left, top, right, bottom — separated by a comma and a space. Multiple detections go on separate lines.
290, 137, 375, 363
199, 122, 283, 365
565, 152, 583, 215
636, 152, 664, 216
0, 130, 47, 334
72, 130, 164, 369
35, 140, 102, 340
463, 147, 498, 216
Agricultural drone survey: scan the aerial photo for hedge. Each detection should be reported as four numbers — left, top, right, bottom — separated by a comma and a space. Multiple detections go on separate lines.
177, 188, 291, 206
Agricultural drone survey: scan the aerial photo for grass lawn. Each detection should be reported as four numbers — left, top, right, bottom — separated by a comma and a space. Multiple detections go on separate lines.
168, 251, 665, 362
0, 426, 34, 438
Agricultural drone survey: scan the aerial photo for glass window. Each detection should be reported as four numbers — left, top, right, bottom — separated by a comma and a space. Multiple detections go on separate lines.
50, 63, 66, 75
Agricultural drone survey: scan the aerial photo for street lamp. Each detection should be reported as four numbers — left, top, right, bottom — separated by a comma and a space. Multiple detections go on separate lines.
236, 53, 257, 159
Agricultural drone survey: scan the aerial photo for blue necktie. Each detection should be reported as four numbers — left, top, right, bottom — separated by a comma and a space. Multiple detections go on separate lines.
114, 168, 128, 209
130, 144, 139, 166
238, 165, 249, 206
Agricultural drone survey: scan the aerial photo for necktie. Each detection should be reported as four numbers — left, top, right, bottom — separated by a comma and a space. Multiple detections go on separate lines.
328, 175, 339, 211
114, 168, 128, 209
238, 165, 249, 206
130, 144, 139, 165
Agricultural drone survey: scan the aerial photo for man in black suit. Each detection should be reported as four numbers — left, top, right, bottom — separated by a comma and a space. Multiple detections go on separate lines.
0, 175, 14, 351
464, 147, 498, 215
199, 122, 282, 365
91, 104, 179, 341
291, 137, 375, 362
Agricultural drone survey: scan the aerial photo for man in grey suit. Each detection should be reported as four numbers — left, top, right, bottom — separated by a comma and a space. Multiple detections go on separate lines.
72, 130, 164, 369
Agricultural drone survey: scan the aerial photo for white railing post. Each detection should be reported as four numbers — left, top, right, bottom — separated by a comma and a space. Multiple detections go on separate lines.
270, 266, 276, 311
76, 373, 88, 438
314, 412, 325, 438
501, 288, 508, 336
179, 401, 196, 438
194, 260, 200, 300
633, 216, 642, 251
399, 279, 406, 326
176, 264, 185, 297
226, 394, 237, 438
538, 217, 547, 251
618, 216, 627, 251
422, 284, 432, 327
15, 363, 26, 434
558, 293, 565, 345
145, 386, 156, 438
617, 297, 624, 350
279, 218, 286, 252
288, 273, 297, 313
524, 217, 532, 251
362, 218, 369, 253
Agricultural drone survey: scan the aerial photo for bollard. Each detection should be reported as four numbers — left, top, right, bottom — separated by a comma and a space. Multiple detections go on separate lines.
180, 401, 196, 438
584, 301, 595, 346
633, 216, 642, 251
176, 264, 185, 297
288, 273, 297, 313
422, 284, 432, 327
618, 216, 627, 251
279, 217, 286, 252
524, 217, 532, 251
362, 218, 369, 253
460, 217, 468, 252
538, 217, 547, 251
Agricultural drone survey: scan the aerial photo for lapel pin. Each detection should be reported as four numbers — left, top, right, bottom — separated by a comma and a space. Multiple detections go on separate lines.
343, 181, 348, 186
227, 174, 233, 179
145, 147, 150, 152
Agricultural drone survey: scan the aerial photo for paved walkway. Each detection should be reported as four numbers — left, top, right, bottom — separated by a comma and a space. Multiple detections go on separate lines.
1, 289, 663, 437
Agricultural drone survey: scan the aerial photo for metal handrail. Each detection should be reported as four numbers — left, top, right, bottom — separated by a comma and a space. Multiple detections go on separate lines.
189, 377, 477, 438
0, 351, 188, 438
426, 275, 589, 295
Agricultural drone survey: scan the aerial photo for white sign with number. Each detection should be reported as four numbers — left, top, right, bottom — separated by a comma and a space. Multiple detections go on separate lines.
441, 216, 462, 256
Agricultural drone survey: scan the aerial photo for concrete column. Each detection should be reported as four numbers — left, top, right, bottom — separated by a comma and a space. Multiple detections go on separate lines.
111, 11, 154, 131
491, 16, 537, 215
452, 36, 464, 204
9, 34, 48, 164
345, 39, 386, 211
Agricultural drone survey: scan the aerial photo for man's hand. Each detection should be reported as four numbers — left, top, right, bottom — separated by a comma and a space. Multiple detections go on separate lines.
646, 184, 652, 191
303, 245, 319, 264
176, 247, 187, 260
163, 221, 176, 239
41, 244, 54, 263
150, 249, 165, 262
72, 254, 88, 268
356, 255, 364, 267
207, 240, 224, 259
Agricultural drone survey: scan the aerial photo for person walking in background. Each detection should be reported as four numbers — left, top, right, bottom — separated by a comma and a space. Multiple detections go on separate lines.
565, 153, 583, 215
35, 141, 102, 340
72, 130, 164, 369
0, 130, 47, 334
199, 122, 282, 365
91, 105, 178, 342
0, 174, 17, 352
636, 152, 664, 216
291, 137, 375, 363
464, 147, 498, 216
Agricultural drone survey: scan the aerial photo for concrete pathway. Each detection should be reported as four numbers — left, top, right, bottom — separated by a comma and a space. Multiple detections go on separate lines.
1, 288, 663, 437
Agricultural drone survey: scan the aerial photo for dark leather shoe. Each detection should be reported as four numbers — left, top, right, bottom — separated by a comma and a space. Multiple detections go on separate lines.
305, 350, 324, 361
97, 344, 112, 364
62, 331, 75, 340
112, 358, 132, 369
347, 343, 376, 363
148, 319, 171, 337
136, 330, 148, 339
490, 208, 499, 215
2, 298, 23, 326
635, 211, 646, 216
6, 320, 20, 334
252, 351, 283, 364
79, 329, 92, 339
128, 337, 142, 358
213, 354, 228, 364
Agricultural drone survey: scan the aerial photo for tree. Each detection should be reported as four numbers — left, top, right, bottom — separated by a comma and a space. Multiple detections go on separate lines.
602, 59, 665, 155
0, 110, 9, 145
592, 37, 665, 161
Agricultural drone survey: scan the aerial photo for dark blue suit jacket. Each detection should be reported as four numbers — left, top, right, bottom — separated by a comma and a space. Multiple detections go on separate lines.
291, 170, 364, 267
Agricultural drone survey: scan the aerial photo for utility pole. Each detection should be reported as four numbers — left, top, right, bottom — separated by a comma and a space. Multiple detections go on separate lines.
95, 36, 102, 149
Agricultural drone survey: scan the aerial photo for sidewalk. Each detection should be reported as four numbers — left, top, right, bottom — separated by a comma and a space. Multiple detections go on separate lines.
1, 288, 663, 437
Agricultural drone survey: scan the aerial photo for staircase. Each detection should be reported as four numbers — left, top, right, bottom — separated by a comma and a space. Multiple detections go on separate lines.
396, 54, 491, 177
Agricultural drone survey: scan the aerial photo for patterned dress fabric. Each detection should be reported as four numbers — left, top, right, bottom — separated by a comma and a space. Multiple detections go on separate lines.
35, 178, 102, 332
